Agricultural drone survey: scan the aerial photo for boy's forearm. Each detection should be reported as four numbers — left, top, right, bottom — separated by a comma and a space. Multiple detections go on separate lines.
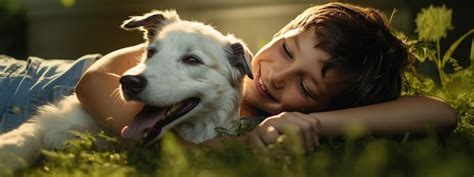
75, 44, 146, 135
86, 43, 145, 75
76, 71, 144, 135
310, 96, 457, 138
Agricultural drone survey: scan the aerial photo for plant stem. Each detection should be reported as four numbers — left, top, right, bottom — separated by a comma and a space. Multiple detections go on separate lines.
436, 40, 446, 86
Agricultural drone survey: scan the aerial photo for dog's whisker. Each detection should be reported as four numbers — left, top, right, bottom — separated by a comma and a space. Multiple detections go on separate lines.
110, 87, 122, 101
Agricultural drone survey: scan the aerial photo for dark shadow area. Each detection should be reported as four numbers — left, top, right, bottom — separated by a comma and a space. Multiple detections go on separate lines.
0, 2, 26, 59
0, 0, 471, 62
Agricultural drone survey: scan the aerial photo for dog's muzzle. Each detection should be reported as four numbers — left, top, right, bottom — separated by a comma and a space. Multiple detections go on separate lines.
120, 75, 147, 100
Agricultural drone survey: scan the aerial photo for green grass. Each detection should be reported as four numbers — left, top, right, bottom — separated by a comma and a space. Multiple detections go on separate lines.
13, 126, 474, 177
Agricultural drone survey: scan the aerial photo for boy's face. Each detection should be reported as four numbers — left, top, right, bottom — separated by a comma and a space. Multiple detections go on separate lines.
243, 27, 346, 114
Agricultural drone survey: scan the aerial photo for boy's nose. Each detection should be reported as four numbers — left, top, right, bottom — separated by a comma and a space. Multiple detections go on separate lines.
270, 67, 292, 89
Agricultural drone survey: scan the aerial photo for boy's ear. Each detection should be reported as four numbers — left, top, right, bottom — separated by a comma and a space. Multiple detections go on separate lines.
121, 10, 180, 41
229, 42, 254, 80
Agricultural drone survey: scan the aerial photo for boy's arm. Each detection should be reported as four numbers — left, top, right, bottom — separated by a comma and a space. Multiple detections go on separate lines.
311, 95, 457, 138
75, 44, 146, 135
240, 95, 457, 150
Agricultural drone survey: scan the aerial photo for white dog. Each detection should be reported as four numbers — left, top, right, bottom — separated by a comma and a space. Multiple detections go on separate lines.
0, 10, 253, 173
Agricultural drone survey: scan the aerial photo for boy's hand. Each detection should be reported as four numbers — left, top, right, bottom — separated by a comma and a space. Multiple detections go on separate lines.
246, 112, 321, 151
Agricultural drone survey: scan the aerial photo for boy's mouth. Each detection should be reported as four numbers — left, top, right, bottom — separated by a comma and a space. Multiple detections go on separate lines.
256, 65, 277, 102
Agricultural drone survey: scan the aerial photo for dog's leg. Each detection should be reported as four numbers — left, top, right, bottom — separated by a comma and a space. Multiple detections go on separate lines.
39, 96, 104, 150
0, 120, 43, 174
0, 95, 105, 174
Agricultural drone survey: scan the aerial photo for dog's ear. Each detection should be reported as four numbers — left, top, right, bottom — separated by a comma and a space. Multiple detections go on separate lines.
121, 10, 180, 41
229, 42, 254, 80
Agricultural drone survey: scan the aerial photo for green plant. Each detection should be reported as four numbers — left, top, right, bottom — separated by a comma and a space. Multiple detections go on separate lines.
413, 5, 474, 86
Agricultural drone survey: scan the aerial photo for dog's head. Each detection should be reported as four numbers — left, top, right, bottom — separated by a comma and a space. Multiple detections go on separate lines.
119, 10, 253, 145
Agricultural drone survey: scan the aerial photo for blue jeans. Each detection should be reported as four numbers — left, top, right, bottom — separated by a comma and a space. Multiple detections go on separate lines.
0, 54, 100, 133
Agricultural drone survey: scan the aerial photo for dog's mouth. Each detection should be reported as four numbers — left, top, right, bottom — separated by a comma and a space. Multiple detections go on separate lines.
121, 97, 200, 145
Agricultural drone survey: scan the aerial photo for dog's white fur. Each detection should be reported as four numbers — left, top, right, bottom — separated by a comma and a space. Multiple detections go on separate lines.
0, 10, 252, 173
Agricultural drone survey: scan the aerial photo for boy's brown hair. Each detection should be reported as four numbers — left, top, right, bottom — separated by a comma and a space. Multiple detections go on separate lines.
275, 2, 409, 110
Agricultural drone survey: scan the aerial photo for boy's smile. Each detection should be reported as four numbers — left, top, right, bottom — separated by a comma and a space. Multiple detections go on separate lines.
255, 64, 278, 102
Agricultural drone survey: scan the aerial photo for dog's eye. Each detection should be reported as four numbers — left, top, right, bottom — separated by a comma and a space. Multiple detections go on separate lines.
147, 48, 157, 58
182, 55, 203, 65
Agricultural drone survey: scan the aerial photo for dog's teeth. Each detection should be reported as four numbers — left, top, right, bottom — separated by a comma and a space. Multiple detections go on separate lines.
171, 103, 181, 112
142, 128, 151, 138
165, 103, 182, 117
165, 109, 172, 117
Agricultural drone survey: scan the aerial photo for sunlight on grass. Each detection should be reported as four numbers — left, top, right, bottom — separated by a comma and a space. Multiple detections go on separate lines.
15, 114, 474, 177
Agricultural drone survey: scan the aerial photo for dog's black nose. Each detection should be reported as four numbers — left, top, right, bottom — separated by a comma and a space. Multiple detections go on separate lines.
120, 75, 147, 98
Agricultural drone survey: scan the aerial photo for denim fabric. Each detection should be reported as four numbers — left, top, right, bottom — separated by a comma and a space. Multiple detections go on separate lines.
0, 54, 101, 133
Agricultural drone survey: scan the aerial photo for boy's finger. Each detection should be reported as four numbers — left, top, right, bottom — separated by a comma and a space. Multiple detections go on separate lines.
260, 126, 281, 145
285, 114, 314, 151
299, 114, 321, 147
247, 132, 266, 148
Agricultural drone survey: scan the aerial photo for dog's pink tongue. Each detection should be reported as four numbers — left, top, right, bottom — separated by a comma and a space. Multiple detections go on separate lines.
121, 107, 165, 140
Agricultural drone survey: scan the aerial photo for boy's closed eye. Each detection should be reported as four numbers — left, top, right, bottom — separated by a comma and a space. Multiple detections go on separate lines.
282, 37, 318, 102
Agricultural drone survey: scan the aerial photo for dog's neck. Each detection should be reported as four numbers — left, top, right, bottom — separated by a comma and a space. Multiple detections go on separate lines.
172, 89, 241, 144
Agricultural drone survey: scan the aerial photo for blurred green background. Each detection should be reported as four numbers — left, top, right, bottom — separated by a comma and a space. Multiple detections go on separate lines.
0, 0, 472, 60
